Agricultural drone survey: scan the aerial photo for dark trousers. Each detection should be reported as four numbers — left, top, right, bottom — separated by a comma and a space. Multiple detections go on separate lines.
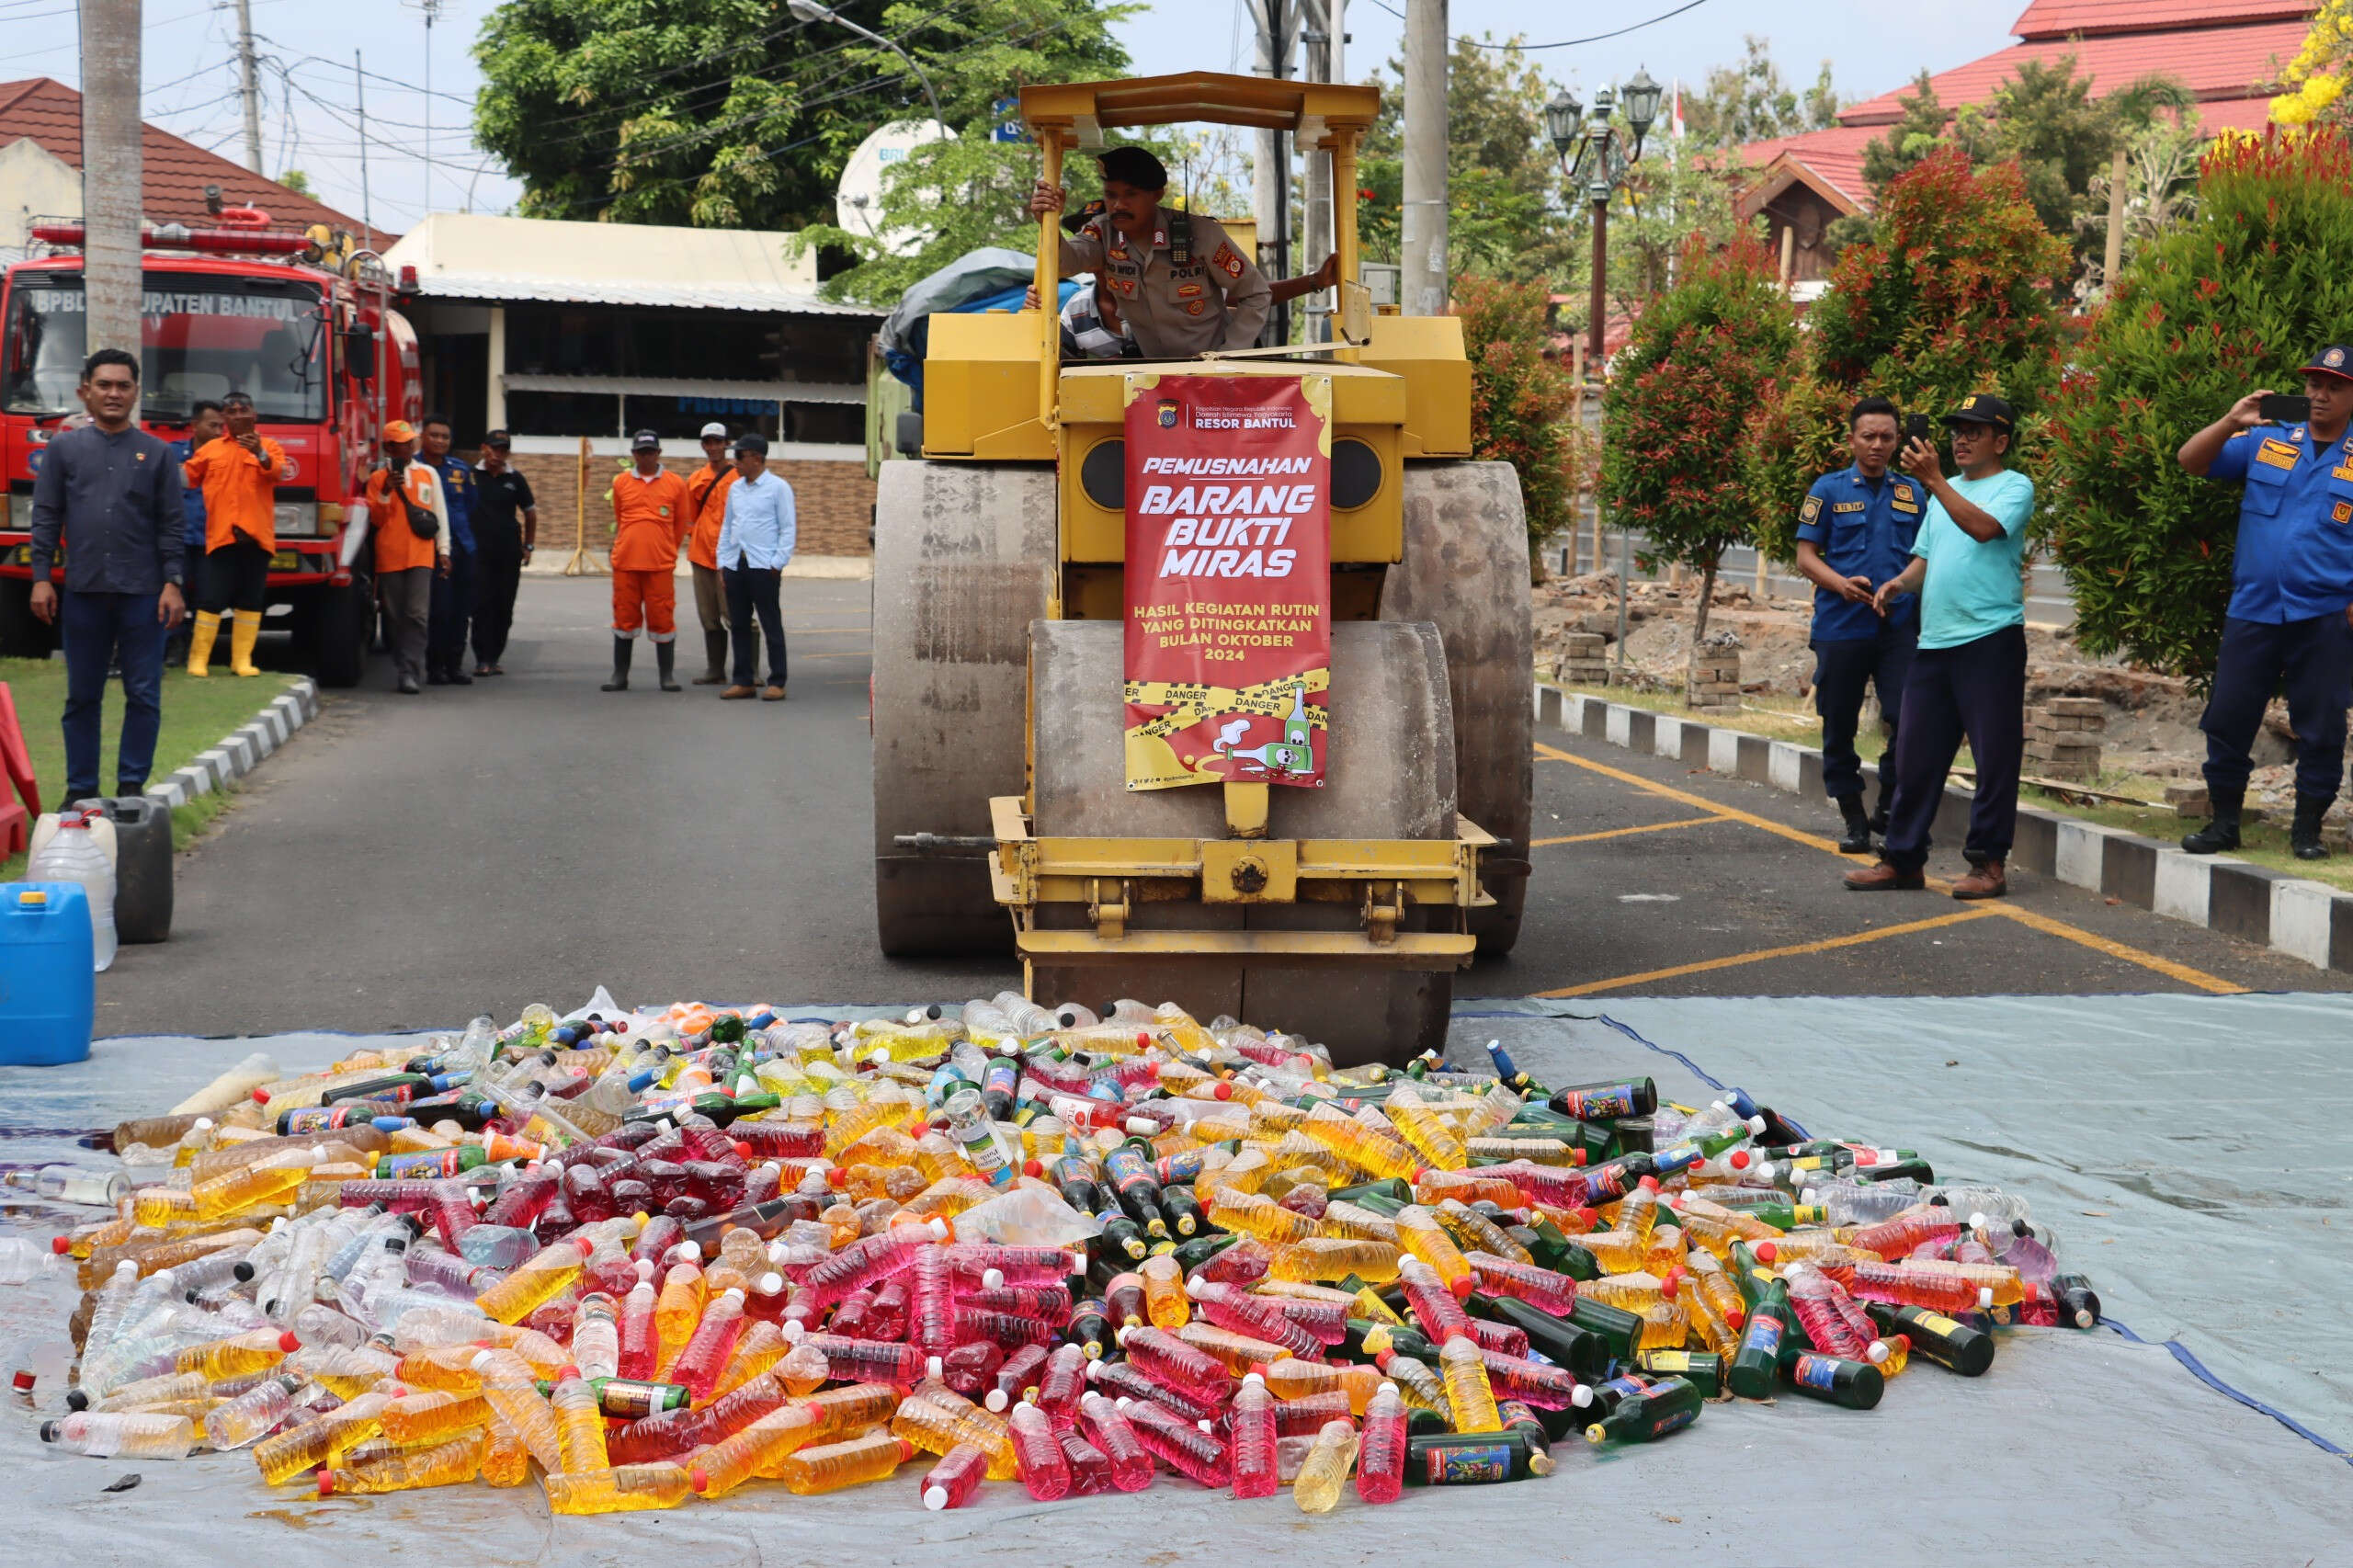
379, 567, 431, 684
1813, 619, 1916, 808
472, 544, 522, 668
1881, 623, 2028, 872
199, 537, 270, 614
426, 543, 474, 674
2200, 612, 2353, 802
723, 566, 786, 686
61, 589, 166, 801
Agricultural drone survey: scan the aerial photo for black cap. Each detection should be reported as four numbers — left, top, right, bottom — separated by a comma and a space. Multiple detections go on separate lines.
733, 433, 769, 457
630, 429, 662, 451
1943, 392, 2015, 432
482, 428, 511, 448
63, 1391, 87, 1412
2302, 345, 2353, 382
1097, 145, 1167, 191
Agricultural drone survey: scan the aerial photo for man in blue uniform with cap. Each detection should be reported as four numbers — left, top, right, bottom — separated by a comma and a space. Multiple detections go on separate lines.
1794, 395, 1923, 854
2176, 346, 2353, 860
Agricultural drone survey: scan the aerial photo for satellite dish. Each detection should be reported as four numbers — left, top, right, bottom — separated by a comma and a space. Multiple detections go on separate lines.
835, 119, 952, 255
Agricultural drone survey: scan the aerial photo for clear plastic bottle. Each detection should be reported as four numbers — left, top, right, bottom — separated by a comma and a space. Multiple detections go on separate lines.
776, 1432, 916, 1494
3, 1164, 129, 1208
1229, 1370, 1279, 1497
175, 1327, 300, 1381
1077, 1392, 1156, 1492
550, 1367, 611, 1473
1395, 1256, 1476, 1342
481, 1415, 532, 1487
200, 1371, 301, 1449
685, 1403, 824, 1499
1120, 1396, 1230, 1487
1139, 1252, 1190, 1327
470, 1348, 563, 1471
1438, 1335, 1502, 1432
28, 811, 116, 971
1781, 1265, 1879, 1360
1379, 1086, 1467, 1171
671, 1287, 748, 1403
379, 1387, 491, 1447
251, 1390, 390, 1484
474, 1235, 590, 1324
920, 1441, 990, 1509
1007, 1402, 1071, 1499
546, 1462, 696, 1514
572, 1293, 620, 1382
1356, 1381, 1406, 1503
317, 1434, 482, 1495
1292, 1417, 1359, 1513
40, 1410, 197, 1458
1392, 1206, 1473, 1290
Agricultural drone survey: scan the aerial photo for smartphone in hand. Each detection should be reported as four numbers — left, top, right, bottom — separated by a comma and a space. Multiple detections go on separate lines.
1904, 413, 1932, 445
2260, 393, 2313, 425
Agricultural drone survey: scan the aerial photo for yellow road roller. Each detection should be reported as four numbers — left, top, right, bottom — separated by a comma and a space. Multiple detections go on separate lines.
871, 72, 1532, 1063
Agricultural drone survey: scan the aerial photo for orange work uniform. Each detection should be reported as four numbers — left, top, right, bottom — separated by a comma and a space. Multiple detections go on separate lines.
685, 463, 737, 572
366, 460, 449, 574
182, 434, 293, 553
611, 465, 692, 641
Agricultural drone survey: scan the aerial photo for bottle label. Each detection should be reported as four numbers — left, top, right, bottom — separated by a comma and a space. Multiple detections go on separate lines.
1645, 1405, 1698, 1439
1558, 1085, 1638, 1119
279, 1107, 353, 1134
1746, 1316, 1782, 1358
376, 1148, 468, 1179
592, 1379, 682, 1418
1791, 1354, 1838, 1392
1641, 1351, 1692, 1374
1423, 1443, 1512, 1483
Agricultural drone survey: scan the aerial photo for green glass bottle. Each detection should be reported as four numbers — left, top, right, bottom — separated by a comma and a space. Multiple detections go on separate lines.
1582, 1375, 1702, 1446
1402, 1429, 1556, 1483
1861, 1301, 1995, 1376
1635, 1347, 1723, 1398
1470, 1293, 1608, 1380
1778, 1347, 1883, 1410
1729, 1278, 1791, 1400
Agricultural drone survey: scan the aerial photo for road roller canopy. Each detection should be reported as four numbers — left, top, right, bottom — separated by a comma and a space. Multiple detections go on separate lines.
1019, 72, 1381, 142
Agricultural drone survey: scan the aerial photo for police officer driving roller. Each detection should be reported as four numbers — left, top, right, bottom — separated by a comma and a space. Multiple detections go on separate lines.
2175, 347, 2353, 860
1795, 395, 1922, 854
1030, 146, 1272, 358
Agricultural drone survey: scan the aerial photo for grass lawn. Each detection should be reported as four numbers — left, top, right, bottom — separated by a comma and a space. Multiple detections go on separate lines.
2, 655, 296, 878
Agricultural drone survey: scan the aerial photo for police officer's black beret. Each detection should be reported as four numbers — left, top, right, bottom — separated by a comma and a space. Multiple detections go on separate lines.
1097, 146, 1168, 191
1942, 392, 2016, 432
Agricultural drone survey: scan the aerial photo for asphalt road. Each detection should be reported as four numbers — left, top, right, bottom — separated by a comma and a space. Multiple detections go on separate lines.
85, 574, 2351, 1037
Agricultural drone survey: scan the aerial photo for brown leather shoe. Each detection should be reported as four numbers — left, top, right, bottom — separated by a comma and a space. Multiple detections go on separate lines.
1844, 859, 1926, 892
761, 684, 788, 701
1951, 859, 2008, 900
720, 684, 756, 700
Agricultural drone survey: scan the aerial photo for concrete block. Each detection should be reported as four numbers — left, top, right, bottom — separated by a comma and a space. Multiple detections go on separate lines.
2011, 810, 2059, 877
1605, 704, 1632, 748
1535, 685, 1563, 728
168, 765, 210, 801
2102, 833, 2158, 907
1733, 733, 1770, 784
1653, 715, 1685, 760
197, 745, 236, 783
2269, 878, 2339, 969
2047, 697, 2105, 718
1934, 785, 1974, 845
243, 721, 277, 760
258, 708, 289, 746
1624, 708, 1655, 753
1580, 696, 1608, 740
2052, 819, 2112, 890
2206, 860, 2280, 945
1797, 748, 1824, 798
1707, 726, 1740, 777
2152, 849, 2212, 926
293, 678, 321, 721
145, 780, 186, 811
1768, 742, 1802, 794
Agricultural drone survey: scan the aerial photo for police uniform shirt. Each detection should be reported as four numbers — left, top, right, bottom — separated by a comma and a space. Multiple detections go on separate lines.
1793, 463, 1924, 641
2206, 422, 2353, 623
1058, 206, 1271, 357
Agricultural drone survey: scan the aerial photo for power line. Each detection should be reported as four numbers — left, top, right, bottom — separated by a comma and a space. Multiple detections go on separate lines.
1362, 0, 1711, 51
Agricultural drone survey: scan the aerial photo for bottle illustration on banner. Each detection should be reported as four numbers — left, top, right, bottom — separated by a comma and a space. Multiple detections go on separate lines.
1212, 684, 1316, 781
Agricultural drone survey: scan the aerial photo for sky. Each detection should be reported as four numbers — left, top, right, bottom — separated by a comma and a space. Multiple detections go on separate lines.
0, 0, 2023, 234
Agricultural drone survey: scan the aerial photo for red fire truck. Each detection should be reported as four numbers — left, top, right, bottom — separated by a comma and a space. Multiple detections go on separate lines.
0, 210, 417, 685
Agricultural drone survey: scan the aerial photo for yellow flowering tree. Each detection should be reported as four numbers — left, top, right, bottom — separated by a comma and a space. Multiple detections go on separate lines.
2274, 0, 2353, 127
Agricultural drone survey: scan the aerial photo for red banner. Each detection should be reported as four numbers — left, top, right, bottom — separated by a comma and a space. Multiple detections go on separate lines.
1123, 372, 1332, 791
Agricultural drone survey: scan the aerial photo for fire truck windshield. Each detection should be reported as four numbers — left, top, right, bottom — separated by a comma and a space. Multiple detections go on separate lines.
2, 270, 326, 423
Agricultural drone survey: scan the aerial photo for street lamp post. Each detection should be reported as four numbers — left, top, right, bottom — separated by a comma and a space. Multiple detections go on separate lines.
788, 0, 945, 131
1546, 68, 1662, 371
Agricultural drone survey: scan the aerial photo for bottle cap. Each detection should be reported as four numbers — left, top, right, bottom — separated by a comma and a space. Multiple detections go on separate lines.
277, 1331, 301, 1352
926, 1356, 943, 1379
316, 1470, 338, 1496
1241, 1370, 1264, 1388
1978, 1287, 1995, 1309
1571, 1383, 1594, 1408
1754, 1242, 1778, 1265
896, 1437, 916, 1462
689, 1466, 710, 1493
50, 1236, 70, 1255
1866, 1340, 1889, 1364
923, 1484, 949, 1509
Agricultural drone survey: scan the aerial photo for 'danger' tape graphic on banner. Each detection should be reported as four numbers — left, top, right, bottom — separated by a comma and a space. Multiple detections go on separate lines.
1123, 372, 1332, 791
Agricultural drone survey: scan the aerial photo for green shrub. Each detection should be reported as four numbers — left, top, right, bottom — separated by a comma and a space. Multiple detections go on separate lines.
2046, 127, 2353, 680
1455, 272, 1583, 562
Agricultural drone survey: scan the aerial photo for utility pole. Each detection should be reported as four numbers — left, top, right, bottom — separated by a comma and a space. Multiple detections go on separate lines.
404, 0, 444, 219
1401, 0, 1447, 316
233, 0, 263, 173
1246, 0, 1296, 345
1300, 0, 1336, 342
355, 51, 374, 253
79, 0, 143, 367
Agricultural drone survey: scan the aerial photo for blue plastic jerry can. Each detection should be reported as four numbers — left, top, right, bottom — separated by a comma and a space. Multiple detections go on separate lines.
0, 882, 96, 1065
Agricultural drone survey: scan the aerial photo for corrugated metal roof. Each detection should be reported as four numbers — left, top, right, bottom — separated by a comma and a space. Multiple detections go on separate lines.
0, 76, 380, 240
410, 268, 882, 317
2010, 0, 2313, 40
1840, 19, 2306, 123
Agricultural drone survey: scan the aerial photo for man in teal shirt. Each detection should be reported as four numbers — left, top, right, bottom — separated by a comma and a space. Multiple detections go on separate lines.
1845, 393, 2035, 899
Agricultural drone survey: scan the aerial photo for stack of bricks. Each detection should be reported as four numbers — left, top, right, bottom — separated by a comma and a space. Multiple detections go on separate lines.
1554, 632, 1610, 687
507, 454, 878, 561
1688, 657, 1742, 715
2026, 697, 2106, 781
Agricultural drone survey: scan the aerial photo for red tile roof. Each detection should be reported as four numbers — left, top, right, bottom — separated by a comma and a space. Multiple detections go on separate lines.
0, 76, 383, 241
2010, 0, 2313, 40
1840, 21, 2306, 123
1735, 124, 1882, 212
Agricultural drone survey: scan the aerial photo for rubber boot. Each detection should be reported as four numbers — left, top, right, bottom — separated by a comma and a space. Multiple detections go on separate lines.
692, 630, 728, 685
2180, 789, 2241, 855
1834, 794, 1872, 855
2292, 793, 2332, 861
656, 640, 681, 692
186, 610, 222, 676
601, 638, 632, 692
228, 613, 262, 676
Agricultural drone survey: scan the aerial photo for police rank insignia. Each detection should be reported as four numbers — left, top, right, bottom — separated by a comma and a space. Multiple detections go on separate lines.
1212, 245, 1244, 280
1799, 494, 1823, 523
2256, 438, 2300, 470
2336, 502, 2352, 524
1831, 501, 1865, 513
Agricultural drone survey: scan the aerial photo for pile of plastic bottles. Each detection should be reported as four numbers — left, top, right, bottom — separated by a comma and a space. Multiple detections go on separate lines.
17, 995, 2099, 1516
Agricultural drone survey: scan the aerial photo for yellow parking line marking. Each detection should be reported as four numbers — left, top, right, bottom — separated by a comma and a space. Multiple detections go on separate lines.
1533, 909, 2000, 997
1531, 815, 1731, 847
1533, 739, 2248, 995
